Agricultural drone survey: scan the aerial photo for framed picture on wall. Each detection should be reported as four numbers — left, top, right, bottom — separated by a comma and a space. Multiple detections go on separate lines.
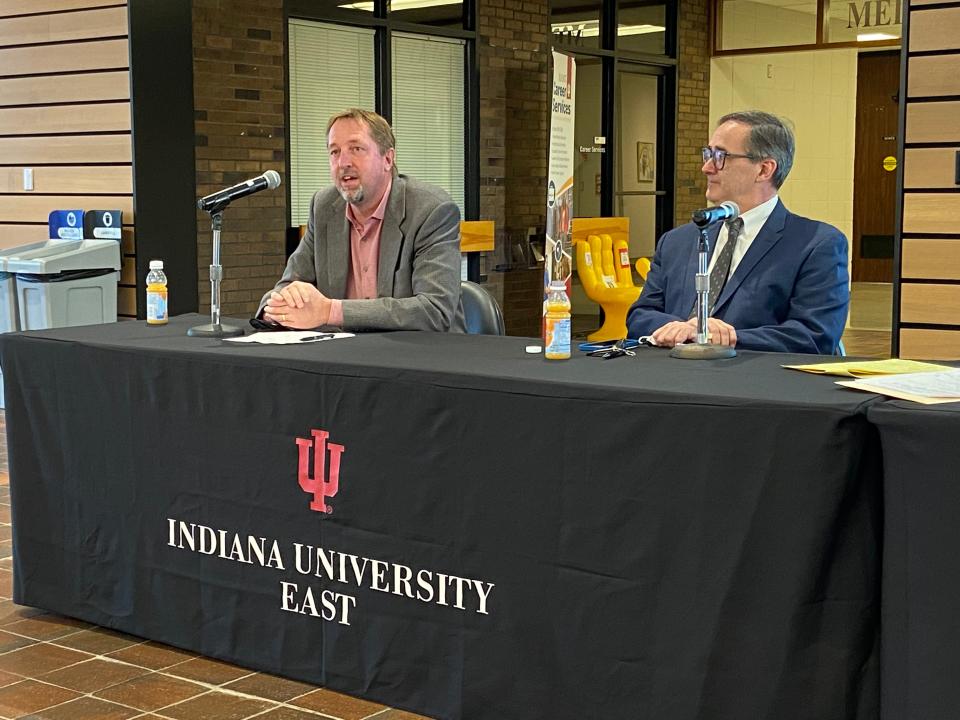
637, 142, 655, 183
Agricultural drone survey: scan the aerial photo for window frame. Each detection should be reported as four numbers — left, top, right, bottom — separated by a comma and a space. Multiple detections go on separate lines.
712, 0, 902, 56
285, 0, 479, 222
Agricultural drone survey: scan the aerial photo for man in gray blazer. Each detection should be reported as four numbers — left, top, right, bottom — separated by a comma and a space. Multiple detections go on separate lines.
260, 108, 462, 332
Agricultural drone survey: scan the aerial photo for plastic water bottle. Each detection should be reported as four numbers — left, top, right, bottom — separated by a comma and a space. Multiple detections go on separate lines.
544, 280, 571, 360
146, 260, 168, 325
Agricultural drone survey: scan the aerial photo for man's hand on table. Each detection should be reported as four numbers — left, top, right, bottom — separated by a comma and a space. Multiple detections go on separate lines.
651, 317, 738, 348
263, 281, 332, 329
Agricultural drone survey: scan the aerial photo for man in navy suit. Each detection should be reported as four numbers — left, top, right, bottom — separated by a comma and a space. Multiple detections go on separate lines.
627, 111, 849, 354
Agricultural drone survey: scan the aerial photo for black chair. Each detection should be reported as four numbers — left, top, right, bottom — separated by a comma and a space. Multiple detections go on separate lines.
460, 280, 505, 335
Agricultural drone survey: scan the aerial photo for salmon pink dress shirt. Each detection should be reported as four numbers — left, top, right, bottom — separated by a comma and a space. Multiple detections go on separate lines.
327, 178, 393, 327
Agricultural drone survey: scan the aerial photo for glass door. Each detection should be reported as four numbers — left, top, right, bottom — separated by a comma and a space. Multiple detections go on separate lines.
615, 64, 670, 259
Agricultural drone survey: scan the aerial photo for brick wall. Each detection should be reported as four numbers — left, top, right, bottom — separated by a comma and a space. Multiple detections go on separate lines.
188, 0, 708, 327
675, 0, 712, 226
477, 0, 550, 335
192, 0, 288, 317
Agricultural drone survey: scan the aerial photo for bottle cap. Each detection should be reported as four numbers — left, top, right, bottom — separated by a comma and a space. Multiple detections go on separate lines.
525, 345, 542, 354
149, 260, 164, 270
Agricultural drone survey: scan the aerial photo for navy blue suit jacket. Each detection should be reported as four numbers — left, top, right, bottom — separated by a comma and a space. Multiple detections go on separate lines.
627, 201, 849, 354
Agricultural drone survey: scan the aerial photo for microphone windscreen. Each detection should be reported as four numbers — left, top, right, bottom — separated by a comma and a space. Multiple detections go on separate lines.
264, 170, 282, 190
720, 201, 740, 219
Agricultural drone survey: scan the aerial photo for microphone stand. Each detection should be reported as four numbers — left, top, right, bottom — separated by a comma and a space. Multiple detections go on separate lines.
188, 205, 244, 338
670, 222, 736, 360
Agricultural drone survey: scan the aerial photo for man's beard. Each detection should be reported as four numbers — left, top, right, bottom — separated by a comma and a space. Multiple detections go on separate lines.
337, 183, 365, 204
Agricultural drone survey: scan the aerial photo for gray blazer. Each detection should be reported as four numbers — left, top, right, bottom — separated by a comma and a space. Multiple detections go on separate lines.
260, 174, 463, 331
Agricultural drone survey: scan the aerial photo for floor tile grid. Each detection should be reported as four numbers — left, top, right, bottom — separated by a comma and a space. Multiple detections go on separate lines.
0, 623, 399, 720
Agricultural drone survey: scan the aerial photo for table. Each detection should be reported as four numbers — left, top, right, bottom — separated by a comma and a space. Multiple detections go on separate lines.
870, 401, 960, 720
0, 315, 882, 720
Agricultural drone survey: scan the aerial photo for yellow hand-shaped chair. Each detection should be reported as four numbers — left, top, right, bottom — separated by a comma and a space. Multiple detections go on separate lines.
575, 233, 641, 342
635, 256, 651, 280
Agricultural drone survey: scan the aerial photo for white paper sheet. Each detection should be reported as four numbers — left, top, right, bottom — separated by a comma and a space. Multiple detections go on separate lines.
224, 331, 354, 345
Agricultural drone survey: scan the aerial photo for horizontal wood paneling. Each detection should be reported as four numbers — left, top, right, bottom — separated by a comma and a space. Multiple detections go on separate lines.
0, 2, 135, 323
0, 5, 126, 47
910, 6, 960, 51
118, 285, 135, 315
0, 134, 131, 164
899, 4, 960, 358
906, 101, 960, 143
902, 193, 960, 233
0, 1, 124, 18
0, 195, 133, 223
902, 238, 960, 278
0, 224, 47, 246
900, 328, 960, 360
0, 38, 127, 77
0, 166, 131, 194
903, 147, 960, 188
0, 101, 129, 135
908, 55, 960, 97
0, 71, 129, 106
0, 224, 131, 250
901, 283, 960, 323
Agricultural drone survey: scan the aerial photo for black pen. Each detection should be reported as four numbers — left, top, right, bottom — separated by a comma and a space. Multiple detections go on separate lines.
299, 333, 334, 342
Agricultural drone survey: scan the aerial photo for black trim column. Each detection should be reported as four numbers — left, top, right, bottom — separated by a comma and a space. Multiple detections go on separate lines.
128, 0, 198, 318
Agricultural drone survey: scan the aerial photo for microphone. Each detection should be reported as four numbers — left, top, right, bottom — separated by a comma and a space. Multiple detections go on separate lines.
692, 201, 740, 228
197, 170, 281, 212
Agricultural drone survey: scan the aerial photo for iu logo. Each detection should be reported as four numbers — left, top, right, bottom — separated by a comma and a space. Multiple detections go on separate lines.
295, 429, 345, 514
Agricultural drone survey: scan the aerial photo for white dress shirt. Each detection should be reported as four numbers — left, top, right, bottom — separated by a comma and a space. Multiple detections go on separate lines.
707, 194, 779, 280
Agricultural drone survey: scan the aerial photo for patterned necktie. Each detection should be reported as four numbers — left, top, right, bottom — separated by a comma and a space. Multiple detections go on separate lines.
708, 218, 742, 314
690, 217, 743, 319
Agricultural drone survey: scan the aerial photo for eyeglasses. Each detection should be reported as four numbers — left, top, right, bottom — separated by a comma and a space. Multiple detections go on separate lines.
701, 146, 757, 170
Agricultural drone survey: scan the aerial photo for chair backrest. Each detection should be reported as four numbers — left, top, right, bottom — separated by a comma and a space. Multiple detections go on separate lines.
635, 257, 651, 280
460, 281, 505, 335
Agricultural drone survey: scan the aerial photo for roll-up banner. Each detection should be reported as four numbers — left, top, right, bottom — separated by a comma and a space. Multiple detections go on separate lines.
545, 50, 575, 303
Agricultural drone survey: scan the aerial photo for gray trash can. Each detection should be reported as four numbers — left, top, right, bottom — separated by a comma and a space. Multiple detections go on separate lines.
0, 238, 120, 408
5, 239, 120, 330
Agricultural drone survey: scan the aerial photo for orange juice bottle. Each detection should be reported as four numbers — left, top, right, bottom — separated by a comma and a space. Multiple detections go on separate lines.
146, 260, 168, 325
544, 280, 571, 360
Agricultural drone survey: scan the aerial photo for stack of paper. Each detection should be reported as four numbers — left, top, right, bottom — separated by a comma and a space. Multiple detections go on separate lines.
783, 359, 949, 378
836, 369, 960, 405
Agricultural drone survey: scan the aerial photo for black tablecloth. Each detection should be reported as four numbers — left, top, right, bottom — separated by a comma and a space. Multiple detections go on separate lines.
0, 315, 883, 720
869, 401, 960, 720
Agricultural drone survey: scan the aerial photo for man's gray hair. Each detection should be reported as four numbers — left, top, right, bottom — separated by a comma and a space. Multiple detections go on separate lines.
717, 111, 795, 189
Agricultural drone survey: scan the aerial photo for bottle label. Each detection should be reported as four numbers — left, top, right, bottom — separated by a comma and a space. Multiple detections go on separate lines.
147, 289, 168, 324
545, 316, 571, 358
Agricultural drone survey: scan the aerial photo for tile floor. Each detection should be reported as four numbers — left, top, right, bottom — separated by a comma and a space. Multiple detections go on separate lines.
0, 422, 428, 720
0, 283, 898, 718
